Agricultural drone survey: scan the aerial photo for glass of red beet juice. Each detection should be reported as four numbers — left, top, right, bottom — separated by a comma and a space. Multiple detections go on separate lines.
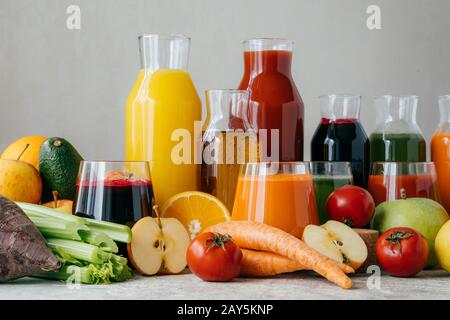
73, 161, 153, 255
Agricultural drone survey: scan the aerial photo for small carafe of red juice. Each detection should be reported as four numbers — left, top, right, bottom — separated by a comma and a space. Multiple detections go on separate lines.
311, 95, 370, 188
238, 38, 304, 161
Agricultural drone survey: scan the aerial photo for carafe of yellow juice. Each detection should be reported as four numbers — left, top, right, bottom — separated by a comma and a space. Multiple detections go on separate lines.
125, 34, 201, 207
201, 89, 258, 211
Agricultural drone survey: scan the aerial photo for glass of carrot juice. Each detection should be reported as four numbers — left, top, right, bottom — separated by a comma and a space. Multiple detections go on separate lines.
367, 162, 441, 206
232, 162, 319, 239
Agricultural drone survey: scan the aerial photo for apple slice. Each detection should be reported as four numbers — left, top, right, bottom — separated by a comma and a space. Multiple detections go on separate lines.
128, 216, 190, 275
303, 220, 368, 270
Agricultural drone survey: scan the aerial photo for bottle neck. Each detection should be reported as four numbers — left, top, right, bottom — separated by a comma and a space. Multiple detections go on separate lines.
139, 34, 190, 71
319, 95, 361, 121
243, 50, 293, 75
204, 90, 250, 132
439, 96, 450, 124
374, 96, 421, 134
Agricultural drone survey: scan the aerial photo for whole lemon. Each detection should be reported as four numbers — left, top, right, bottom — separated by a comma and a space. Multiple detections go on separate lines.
435, 220, 450, 273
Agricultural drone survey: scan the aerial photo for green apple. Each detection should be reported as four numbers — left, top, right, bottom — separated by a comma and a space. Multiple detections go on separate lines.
435, 220, 450, 273
371, 198, 449, 267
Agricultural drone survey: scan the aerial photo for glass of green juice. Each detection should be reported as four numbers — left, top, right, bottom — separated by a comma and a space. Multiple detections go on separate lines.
310, 162, 354, 224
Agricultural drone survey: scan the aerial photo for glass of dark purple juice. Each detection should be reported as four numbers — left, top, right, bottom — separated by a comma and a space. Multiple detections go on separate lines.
73, 161, 153, 255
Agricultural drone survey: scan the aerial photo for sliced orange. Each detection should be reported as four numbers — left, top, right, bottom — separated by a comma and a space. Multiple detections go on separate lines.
160, 191, 231, 239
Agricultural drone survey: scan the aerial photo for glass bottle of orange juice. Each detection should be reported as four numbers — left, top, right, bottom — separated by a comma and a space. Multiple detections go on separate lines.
125, 34, 201, 207
431, 95, 450, 213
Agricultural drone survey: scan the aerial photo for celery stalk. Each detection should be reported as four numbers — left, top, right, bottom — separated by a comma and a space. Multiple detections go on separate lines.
17, 202, 132, 244
46, 238, 111, 264
82, 219, 132, 244
28, 216, 88, 241
78, 230, 118, 253
17, 202, 83, 223
37, 265, 94, 284
37, 265, 111, 284
37, 258, 132, 284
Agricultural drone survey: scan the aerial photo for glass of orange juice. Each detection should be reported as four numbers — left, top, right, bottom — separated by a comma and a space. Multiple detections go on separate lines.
232, 162, 319, 238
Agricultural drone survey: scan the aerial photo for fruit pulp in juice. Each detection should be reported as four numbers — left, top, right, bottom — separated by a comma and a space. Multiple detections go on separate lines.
232, 173, 319, 238
370, 132, 426, 162
431, 132, 450, 212
311, 119, 370, 188
367, 174, 439, 206
201, 131, 259, 211
125, 69, 201, 207
238, 50, 304, 161
74, 179, 153, 255
313, 175, 353, 224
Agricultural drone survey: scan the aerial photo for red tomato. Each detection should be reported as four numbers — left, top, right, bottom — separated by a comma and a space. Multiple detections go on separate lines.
326, 185, 375, 227
187, 232, 242, 282
376, 227, 429, 277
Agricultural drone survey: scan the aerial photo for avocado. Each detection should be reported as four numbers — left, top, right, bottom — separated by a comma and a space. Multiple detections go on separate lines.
39, 137, 83, 202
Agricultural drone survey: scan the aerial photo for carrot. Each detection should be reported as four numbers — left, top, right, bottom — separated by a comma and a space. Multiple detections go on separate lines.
241, 249, 353, 276
206, 221, 353, 289
241, 249, 305, 276
207, 222, 354, 274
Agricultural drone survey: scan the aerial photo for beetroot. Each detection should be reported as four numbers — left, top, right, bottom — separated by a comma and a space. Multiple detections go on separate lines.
0, 195, 60, 281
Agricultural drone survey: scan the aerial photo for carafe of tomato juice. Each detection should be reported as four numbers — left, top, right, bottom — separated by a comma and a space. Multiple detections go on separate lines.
125, 34, 201, 207
370, 95, 426, 162
431, 95, 450, 213
311, 95, 370, 188
238, 38, 304, 161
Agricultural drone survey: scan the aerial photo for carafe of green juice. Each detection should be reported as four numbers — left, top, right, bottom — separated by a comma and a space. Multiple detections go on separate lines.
370, 95, 426, 162
125, 34, 202, 207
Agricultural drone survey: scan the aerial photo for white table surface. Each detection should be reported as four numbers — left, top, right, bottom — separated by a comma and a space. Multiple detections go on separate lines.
1, 270, 449, 300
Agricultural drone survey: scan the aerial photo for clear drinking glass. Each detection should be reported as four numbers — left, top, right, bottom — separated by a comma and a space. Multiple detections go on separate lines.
370, 95, 426, 162
201, 89, 258, 211
232, 162, 319, 238
310, 162, 354, 224
73, 161, 153, 225
367, 162, 440, 205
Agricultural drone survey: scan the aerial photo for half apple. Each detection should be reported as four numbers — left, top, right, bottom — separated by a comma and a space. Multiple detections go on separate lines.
303, 220, 368, 270
128, 216, 190, 275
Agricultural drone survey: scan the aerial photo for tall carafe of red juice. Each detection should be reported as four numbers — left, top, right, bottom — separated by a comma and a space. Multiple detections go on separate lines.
311, 95, 370, 188
370, 95, 426, 162
238, 38, 304, 161
431, 95, 450, 212
125, 34, 201, 207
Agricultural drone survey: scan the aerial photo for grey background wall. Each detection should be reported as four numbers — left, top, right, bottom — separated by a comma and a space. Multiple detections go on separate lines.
0, 0, 449, 160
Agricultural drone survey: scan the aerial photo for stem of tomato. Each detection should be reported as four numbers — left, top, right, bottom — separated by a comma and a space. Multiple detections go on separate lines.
385, 230, 414, 254
206, 233, 233, 252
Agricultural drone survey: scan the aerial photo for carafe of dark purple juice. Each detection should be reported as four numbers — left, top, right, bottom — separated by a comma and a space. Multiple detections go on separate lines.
311, 95, 370, 188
